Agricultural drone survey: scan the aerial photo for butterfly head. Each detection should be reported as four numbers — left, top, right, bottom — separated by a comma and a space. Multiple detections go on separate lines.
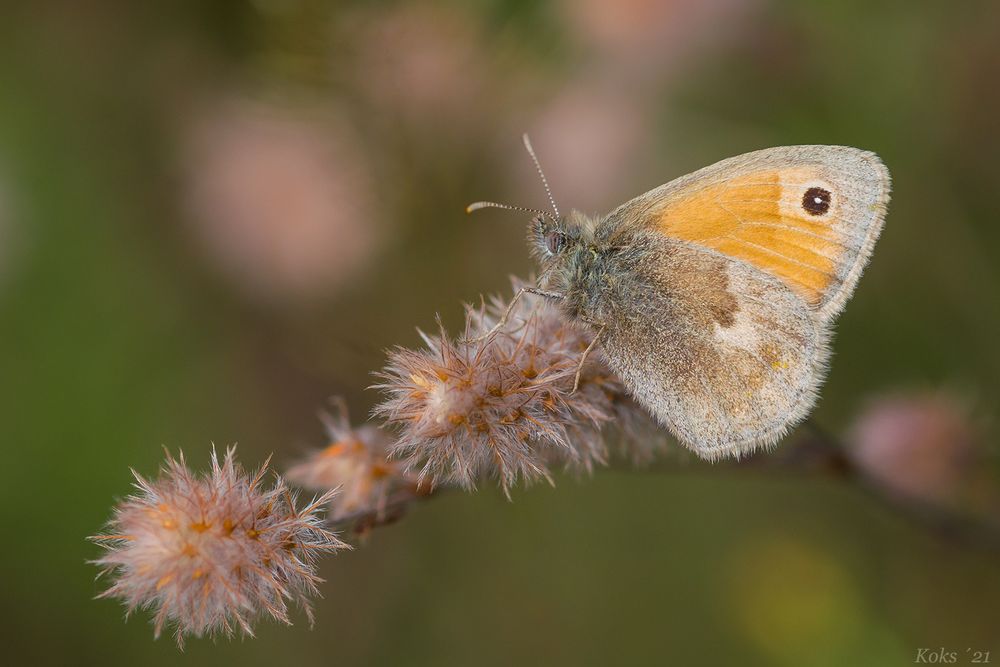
466, 133, 604, 300
527, 211, 598, 261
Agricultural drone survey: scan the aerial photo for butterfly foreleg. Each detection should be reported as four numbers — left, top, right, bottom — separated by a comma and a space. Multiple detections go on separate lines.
570, 321, 607, 394
462, 286, 565, 344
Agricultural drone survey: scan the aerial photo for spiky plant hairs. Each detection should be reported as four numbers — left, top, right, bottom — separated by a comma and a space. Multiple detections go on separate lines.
374, 279, 657, 494
91, 447, 346, 646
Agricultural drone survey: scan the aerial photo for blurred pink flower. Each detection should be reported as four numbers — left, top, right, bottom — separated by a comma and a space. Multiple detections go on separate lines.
849, 391, 977, 504
349, 6, 488, 127
513, 0, 762, 215
559, 0, 760, 72
180, 98, 381, 303
522, 79, 650, 213
91, 447, 345, 645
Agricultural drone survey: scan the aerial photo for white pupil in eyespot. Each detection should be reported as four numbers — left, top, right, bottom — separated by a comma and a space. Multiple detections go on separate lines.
814, 196, 823, 204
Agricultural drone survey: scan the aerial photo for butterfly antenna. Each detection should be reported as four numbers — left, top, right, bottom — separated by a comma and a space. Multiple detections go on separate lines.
522, 133, 560, 219
465, 201, 548, 216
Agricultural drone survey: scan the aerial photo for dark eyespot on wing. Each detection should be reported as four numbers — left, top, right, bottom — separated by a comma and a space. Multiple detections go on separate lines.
802, 187, 831, 216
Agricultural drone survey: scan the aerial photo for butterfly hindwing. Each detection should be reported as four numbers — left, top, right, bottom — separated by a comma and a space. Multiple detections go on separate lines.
595, 235, 830, 458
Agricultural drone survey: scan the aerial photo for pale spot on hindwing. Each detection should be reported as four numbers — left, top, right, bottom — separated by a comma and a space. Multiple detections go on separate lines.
712, 306, 761, 352
690, 260, 820, 442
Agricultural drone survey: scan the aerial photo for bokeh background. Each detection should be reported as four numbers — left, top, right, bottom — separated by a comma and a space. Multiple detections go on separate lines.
3, 1, 999, 665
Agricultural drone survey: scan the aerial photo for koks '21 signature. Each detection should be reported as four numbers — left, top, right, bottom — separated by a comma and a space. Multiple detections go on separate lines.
915, 648, 991, 664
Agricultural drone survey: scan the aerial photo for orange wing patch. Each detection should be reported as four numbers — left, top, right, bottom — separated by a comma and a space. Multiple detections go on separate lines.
657, 170, 844, 304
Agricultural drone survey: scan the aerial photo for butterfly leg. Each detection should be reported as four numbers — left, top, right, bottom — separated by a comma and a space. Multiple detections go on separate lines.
571, 322, 607, 394
462, 286, 564, 344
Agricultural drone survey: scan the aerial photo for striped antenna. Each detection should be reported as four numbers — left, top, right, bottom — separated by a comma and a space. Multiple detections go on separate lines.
521, 133, 560, 219
466, 201, 548, 216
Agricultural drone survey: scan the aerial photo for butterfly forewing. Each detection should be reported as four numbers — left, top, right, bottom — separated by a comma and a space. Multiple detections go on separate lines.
602, 145, 891, 322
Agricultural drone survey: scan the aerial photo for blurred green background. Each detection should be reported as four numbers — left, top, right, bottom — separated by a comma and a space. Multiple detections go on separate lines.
2, 1, 999, 665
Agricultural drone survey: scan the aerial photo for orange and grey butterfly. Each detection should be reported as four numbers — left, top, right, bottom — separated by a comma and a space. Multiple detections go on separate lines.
583, 146, 891, 458
474, 142, 890, 459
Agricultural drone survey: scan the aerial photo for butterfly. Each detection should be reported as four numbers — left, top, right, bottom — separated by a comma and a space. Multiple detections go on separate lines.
469, 136, 890, 460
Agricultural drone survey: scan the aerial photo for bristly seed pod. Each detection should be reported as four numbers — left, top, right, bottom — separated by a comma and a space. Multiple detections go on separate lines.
286, 398, 414, 522
90, 447, 346, 647
374, 278, 656, 494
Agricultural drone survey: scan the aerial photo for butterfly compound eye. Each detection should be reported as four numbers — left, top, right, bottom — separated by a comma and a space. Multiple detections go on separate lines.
545, 230, 566, 255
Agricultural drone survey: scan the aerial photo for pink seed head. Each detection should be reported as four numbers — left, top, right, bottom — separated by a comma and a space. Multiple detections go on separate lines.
91, 446, 346, 646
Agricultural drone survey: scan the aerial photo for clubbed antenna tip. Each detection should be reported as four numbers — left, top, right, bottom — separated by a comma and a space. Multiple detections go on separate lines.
465, 201, 548, 217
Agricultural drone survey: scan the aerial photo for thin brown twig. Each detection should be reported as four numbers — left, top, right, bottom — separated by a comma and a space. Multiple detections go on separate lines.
788, 421, 1000, 552
625, 420, 1000, 553
329, 483, 441, 536
326, 420, 1000, 553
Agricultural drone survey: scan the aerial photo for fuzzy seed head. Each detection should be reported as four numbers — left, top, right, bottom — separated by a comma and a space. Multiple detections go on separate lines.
286, 399, 412, 520
375, 278, 656, 493
91, 447, 346, 646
